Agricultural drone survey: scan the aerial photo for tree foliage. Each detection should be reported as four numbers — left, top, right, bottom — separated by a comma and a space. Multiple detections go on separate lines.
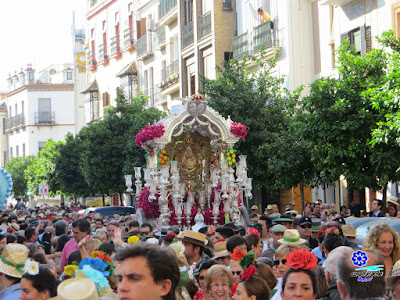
5, 155, 35, 198
25, 139, 63, 196
201, 54, 309, 191
298, 38, 400, 191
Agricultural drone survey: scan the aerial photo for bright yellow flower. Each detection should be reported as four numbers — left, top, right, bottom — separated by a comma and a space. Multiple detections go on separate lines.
128, 235, 140, 244
64, 265, 78, 276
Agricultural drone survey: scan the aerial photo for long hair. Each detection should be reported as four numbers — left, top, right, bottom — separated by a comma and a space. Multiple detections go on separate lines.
363, 223, 400, 263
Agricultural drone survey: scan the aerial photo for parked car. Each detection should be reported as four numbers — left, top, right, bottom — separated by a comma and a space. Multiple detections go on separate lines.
83, 206, 136, 217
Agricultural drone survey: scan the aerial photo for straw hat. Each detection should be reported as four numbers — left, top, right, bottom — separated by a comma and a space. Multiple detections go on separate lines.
213, 241, 229, 259
341, 225, 356, 237
0, 244, 29, 278
388, 196, 399, 206
178, 230, 211, 248
251, 205, 258, 211
10, 223, 20, 232
388, 260, 400, 287
278, 229, 306, 245
57, 278, 99, 300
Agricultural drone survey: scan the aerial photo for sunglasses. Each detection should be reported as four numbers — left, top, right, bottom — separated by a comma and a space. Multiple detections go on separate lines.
300, 224, 312, 229
232, 271, 242, 276
273, 259, 287, 266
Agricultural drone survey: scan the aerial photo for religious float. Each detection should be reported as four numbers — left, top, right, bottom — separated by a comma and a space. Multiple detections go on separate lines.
126, 95, 252, 230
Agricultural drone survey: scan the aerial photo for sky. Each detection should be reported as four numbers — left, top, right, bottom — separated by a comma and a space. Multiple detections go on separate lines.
0, 0, 87, 91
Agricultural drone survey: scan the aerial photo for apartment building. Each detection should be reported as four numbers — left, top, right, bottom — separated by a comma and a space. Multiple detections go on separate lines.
2, 64, 76, 160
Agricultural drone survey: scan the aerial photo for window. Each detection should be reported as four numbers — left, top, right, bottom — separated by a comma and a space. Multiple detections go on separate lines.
38, 142, 46, 152
341, 25, 371, 57
3, 151, 7, 164
15, 103, 17, 115
37, 98, 53, 124
67, 72, 72, 80
224, 52, 233, 62
184, 0, 193, 25
9, 106, 11, 117
2, 118, 5, 134
223, 0, 232, 10
16, 145, 19, 157
393, 2, 400, 38
22, 101, 24, 114
9, 147, 12, 159
22, 144, 25, 156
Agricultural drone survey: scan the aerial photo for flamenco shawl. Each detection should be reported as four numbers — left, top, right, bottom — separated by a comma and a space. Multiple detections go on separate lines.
0, 169, 13, 209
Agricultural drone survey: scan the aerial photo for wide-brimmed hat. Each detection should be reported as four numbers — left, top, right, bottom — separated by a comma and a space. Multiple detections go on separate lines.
388, 260, 400, 287
251, 205, 258, 211
0, 244, 29, 278
178, 230, 211, 248
56, 278, 99, 300
10, 223, 20, 232
278, 229, 306, 245
266, 204, 273, 210
213, 241, 229, 259
388, 196, 399, 206
341, 225, 356, 237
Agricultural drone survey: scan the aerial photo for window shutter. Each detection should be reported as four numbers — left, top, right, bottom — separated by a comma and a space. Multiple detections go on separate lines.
341, 32, 350, 44
365, 26, 372, 53
360, 25, 367, 57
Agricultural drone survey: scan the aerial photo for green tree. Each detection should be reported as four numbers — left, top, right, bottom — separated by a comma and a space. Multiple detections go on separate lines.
5, 155, 35, 199
53, 132, 92, 199
298, 38, 400, 208
201, 54, 309, 193
78, 90, 166, 203
25, 139, 63, 196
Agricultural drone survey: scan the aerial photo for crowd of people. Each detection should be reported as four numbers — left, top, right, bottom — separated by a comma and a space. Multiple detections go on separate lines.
0, 197, 398, 300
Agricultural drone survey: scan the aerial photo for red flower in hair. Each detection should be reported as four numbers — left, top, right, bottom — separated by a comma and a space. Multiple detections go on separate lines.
285, 248, 318, 270
105, 256, 112, 263
46, 215, 52, 219
231, 248, 246, 261
163, 232, 176, 243
247, 227, 260, 238
231, 282, 238, 295
241, 265, 257, 281
318, 227, 324, 235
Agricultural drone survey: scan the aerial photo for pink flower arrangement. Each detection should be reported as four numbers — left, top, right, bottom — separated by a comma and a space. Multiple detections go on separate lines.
192, 94, 204, 100
230, 122, 247, 140
135, 124, 165, 147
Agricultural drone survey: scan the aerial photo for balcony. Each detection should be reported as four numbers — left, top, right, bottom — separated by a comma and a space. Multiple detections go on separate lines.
35, 111, 55, 125
123, 28, 135, 51
199, 11, 212, 40
5, 113, 25, 131
110, 36, 121, 57
98, 44, 105, 61
153, 26, 166, 49
154, 86, 167, 105
183, 22, 194, 49
161, 60, 179, 89
159, 0, 177, 25
136, 34, 153, 59
232, 20, 279, 61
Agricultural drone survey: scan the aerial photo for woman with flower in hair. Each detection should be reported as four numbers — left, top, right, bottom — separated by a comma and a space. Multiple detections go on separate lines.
231, 248, 270, 300
280, 248, 318, 300
245, 228, 263, 259
363, 223, 400, 278
20, 260, 58, 300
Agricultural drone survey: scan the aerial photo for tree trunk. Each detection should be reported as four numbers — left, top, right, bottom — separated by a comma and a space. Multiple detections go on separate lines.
119, 193, 124, 206
102, 193, 105, 207
300, 182, 305, 213
382, 184, 387, 214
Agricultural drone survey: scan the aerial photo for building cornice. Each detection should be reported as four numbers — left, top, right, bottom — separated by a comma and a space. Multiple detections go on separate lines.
6, 84, 74, 97
86, 0, 118, 21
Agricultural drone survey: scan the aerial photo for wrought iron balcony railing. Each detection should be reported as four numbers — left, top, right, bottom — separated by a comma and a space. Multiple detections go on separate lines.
110, 36, 120, 54
232, 20, 278, 60
153, 26, 166, 49
200, 11, 212, 39
5, 113, 25, 130
161, 60, 179, 88
154, 86, 167, 105
159, 0, 177, 19
183, 22, 194, 49
35, 111, 55, 125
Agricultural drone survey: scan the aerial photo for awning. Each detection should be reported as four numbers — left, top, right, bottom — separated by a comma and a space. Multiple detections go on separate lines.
116, 62, 138, 77
80, 79, 98, 94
